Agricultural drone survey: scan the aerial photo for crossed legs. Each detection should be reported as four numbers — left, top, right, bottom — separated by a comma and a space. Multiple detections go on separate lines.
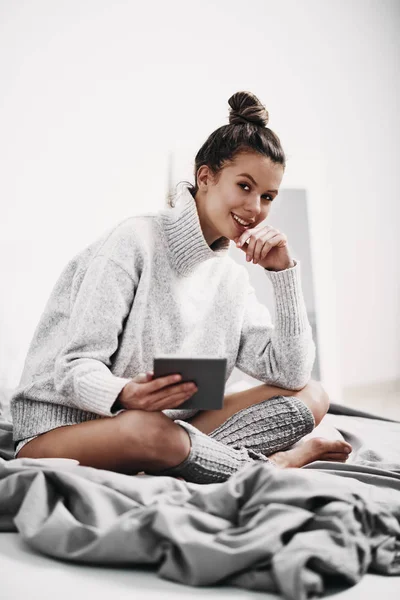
188, 378, 329, 434
188, 379, 352, 467
17, 379, 352, 474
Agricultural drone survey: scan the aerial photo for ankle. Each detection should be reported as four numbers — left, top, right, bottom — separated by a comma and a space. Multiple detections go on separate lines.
267, 451, 288, 469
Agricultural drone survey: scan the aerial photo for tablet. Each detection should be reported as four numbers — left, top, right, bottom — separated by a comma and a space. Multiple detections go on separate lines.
153, 356, 227, 410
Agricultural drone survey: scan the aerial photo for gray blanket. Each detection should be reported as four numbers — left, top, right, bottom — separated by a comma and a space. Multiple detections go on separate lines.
1, 403, 400, 600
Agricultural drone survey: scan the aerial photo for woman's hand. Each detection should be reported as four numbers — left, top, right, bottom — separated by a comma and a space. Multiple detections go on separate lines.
117, 372, 198, 411
234, 222, 295, 271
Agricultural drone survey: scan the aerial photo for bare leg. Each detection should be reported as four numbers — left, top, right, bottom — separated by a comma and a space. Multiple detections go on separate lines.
17, 410, 191, 475
17, 384, 350, 476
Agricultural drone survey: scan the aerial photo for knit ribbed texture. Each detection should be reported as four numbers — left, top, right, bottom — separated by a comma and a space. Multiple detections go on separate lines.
159, 189, 231, 277
149, 419, 275, 484
76, 370, 132, 416
12, 398, 104, 444
162, 407, 200, 422
10, 183, 315, 445
265, 264, 310, 336
209, 395, 316, 455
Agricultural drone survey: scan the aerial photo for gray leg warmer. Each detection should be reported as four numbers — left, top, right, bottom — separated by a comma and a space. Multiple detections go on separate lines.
209, 395, 315, 455
148, 419, 276, 484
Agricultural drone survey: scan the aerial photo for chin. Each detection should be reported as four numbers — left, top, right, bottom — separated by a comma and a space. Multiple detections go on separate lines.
221, 230, 235, 242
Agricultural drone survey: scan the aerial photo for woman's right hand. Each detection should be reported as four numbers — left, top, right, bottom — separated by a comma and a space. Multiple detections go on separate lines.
117, 372, 198, 411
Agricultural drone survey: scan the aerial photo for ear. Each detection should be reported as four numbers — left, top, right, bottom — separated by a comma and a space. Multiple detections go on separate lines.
196, 165, 213, 191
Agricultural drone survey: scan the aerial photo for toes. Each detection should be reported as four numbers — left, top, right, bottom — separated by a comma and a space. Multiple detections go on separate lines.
329, 440, 351, 452
314, 438, 352, 453
318, 453, 349, 462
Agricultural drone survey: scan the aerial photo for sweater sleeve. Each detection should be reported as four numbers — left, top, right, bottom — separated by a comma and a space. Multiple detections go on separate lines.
54, 254, 135, 417
235, 259, 316, 390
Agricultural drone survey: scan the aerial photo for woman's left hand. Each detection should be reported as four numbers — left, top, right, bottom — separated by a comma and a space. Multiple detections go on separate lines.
234, 223, 295, 271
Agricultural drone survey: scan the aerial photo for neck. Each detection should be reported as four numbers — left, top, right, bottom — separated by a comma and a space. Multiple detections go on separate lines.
193, 189, 221, 247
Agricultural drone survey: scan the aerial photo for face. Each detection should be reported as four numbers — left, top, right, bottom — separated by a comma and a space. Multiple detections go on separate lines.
194, 151, 284, 246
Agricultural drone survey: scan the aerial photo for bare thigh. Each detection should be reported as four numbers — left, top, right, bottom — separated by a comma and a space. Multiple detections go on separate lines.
16, 410, 190, 475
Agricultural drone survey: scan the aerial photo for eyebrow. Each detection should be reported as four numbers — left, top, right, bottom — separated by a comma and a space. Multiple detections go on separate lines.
237, 172, 278, 194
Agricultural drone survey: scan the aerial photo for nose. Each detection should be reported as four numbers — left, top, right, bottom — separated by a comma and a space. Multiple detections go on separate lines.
243, 194, 262, 220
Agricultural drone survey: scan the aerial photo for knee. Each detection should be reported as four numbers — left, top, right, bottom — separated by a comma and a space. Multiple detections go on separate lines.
304, 379, 329, 399
117, 410, 166, 457
314, 380, 330, 411
305, 379, 330, 425
116, 410, 189, 466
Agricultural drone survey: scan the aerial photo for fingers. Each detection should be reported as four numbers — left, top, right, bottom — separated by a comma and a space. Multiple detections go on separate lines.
242, 232, 273, 263
150, 389, 195, 412
149, 381, 197, 405
237, 229, 287, 264
129, 371, 199, 411
257, 233, 285, 264
236, 223, 274, 247
140, 373, 183, 393
131, 375, 197, 411
245, 235, 259, 263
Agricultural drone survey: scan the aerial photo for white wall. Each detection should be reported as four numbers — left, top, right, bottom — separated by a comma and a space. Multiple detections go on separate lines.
1, 0, 399, 398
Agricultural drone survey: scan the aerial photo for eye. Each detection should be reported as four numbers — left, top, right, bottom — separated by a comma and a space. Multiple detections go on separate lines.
238, 182, 273, 201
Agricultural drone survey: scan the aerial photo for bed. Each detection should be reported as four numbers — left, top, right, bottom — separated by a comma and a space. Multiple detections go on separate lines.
1, 384, 400, 600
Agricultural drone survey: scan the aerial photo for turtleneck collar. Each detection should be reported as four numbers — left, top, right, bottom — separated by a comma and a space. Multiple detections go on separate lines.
158, 184, 231, 276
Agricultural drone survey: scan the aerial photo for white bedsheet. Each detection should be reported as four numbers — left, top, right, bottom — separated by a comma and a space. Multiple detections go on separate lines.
1, 533, 399, 600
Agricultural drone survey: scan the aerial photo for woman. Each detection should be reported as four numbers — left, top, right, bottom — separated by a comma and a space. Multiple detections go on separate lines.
12, 91, 352, 482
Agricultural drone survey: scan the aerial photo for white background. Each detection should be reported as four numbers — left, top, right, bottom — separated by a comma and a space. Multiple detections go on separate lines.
0, 0, 399, 401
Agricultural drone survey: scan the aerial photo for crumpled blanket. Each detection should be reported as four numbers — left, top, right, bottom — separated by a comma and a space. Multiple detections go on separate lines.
1, 403, 400, 600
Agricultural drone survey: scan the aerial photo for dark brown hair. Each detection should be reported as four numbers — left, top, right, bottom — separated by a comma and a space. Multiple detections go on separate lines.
168, 91, 286, 207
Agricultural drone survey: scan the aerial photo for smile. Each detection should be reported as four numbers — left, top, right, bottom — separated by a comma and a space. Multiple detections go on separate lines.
231, 213, 252, 230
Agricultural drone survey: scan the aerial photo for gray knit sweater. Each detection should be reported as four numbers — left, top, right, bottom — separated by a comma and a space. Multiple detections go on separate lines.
10, 185, 315, 443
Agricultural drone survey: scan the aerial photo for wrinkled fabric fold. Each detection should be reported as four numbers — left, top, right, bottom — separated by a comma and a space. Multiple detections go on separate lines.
1, 451, 400, 600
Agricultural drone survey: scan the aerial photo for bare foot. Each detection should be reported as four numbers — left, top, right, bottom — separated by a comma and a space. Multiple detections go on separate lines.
268, 437, 353, 469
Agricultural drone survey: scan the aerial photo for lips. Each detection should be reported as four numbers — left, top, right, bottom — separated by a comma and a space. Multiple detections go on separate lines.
231, 213, 251, 232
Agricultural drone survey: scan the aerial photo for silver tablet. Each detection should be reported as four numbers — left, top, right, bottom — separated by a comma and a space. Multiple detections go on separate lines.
153, 356, 227, 410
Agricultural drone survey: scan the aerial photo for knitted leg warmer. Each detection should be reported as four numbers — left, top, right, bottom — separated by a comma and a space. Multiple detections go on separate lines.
209, 395, 315, 455
148, 419, 276, 484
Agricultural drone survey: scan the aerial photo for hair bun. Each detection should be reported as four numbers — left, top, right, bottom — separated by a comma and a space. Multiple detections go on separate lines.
228, 91, 269, 127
